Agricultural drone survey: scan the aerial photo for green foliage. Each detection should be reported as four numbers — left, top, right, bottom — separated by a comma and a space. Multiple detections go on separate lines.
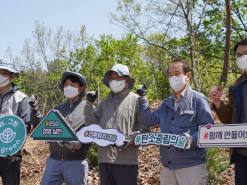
206, 148, 230, 185
8, 2, 247, 181
88, 145, 98, 168
70, 34, 156, 99
20, 60, 69, 114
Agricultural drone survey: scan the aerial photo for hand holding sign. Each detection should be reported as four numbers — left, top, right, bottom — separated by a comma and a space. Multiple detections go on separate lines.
31, 109, 78, 141
0, 115, 27, 157
134, 132, 188, 149
208, 86, 223, 109
183, 130, 192, 149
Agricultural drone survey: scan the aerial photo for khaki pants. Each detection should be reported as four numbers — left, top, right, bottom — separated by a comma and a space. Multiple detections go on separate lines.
160, 163, 207, 185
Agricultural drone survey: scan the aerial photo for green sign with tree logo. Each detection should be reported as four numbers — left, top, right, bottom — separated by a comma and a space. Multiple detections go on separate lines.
31, 109, 77, 141
0, 115, 27, 157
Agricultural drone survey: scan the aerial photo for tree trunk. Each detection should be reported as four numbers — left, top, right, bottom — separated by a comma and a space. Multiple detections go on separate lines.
220, 0, 232, 86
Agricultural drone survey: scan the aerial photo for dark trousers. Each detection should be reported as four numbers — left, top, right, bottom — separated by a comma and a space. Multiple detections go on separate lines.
0, 157, 21, 185
99, 163, 138, 185
235, 154, 247, 185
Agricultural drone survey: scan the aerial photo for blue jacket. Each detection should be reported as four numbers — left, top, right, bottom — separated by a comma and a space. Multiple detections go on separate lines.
228, 75, 247, 162
230, 77, 247, 123
140, 86, 214, 170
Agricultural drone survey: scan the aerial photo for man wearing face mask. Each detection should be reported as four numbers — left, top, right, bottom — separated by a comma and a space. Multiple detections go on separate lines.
138, 59, 213, 185
209, 38, 247, 185
87, 63, 144, 185
0, 64, 39, 185
41, 71, 96, 185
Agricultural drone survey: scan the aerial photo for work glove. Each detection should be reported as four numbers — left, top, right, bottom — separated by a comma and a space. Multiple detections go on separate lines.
119, 130, 141, 151
26, 124, 32, 133
137, 84, 147, 96
183, 130, 192, 150
29, 95, 38, 110
137, 84, 149, 110
87, 91, 98, 103
29, 95, 42, 129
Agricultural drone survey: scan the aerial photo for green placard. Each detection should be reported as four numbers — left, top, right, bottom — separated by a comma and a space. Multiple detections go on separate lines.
0, 115, 27, 157
31, 109, 77, 141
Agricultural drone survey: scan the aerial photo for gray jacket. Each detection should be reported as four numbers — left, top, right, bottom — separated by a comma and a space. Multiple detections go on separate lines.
95, 88, 143, 165
0, 85, 32, 157
0, 85, 31, 125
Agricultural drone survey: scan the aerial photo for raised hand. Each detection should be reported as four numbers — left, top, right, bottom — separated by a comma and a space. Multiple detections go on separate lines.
29, 95, 38, 110
137, 84, 147, 96
208, 86, 223, 109
87, 91, 98, 102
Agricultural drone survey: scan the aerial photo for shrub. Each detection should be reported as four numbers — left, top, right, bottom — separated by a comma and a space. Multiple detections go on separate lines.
207, 148, 230, 185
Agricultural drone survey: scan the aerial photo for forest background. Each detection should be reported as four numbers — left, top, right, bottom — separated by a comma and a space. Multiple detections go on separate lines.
1, 0, 247, 184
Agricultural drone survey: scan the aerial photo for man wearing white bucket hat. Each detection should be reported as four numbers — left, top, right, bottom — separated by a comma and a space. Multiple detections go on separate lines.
88, 63, 144, 185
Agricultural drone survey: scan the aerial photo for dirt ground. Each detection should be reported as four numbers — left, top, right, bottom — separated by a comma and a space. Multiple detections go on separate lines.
0, 136, 234, 185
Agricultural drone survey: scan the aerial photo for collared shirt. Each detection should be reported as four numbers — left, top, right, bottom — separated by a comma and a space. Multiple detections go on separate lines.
140, 86, 214, 170
173, 85, 188, 111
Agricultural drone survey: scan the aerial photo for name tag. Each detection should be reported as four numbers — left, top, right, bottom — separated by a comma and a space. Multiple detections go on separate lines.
180, 110, 194, 115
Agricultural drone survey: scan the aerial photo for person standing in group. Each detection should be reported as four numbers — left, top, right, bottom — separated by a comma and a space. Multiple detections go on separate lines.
209, 38, 247, 185
87, 63, 144, 185
138, 58, 214, 185
41, 71, 96, 185
0, 64, 39, 185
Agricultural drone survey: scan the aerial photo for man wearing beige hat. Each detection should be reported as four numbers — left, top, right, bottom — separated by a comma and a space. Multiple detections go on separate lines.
88, 63, 144, 185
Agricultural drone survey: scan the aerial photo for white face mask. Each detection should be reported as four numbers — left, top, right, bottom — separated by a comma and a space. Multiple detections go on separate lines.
64, 85, 79, 98
109, 80, 126, 93
0, 75, 10, 88
169, 76, 187, 92
236, 55, 247, 70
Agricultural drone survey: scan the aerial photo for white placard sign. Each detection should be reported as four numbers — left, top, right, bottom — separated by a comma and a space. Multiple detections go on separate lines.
198, 123, 247, 147
76, 124, 127, 147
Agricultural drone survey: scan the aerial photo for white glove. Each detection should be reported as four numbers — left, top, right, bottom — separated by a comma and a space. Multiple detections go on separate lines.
183, 131, 192, 150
